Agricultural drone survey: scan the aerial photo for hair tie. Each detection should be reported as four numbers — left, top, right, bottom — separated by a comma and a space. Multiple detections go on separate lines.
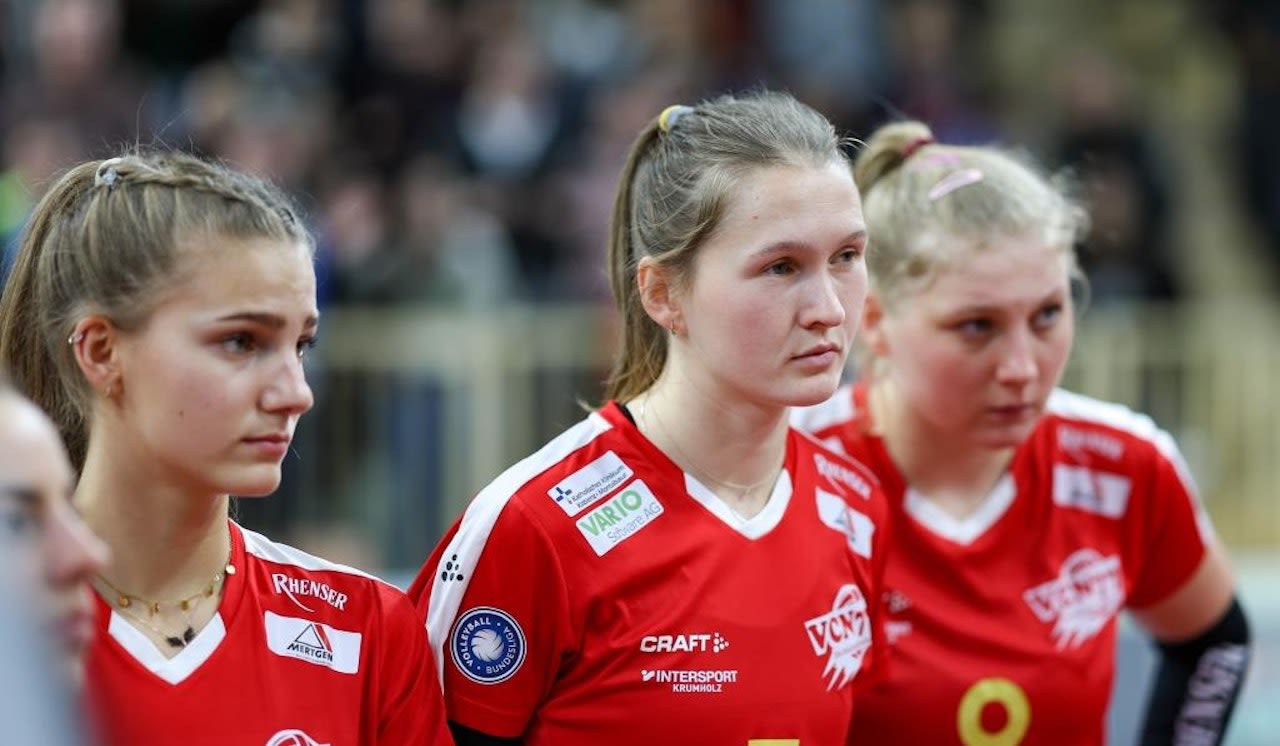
94, 157, 125, 191
658, 105, 693, 133
901, 136, 935, 161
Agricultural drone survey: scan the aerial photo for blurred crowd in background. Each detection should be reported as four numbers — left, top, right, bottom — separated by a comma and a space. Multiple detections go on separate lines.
3, 0, 1280, 312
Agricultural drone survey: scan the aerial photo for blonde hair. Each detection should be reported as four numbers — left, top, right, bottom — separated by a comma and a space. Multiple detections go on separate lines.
853, 121, 1086, 305
0, 150, 311, 470
606, 91, 852, 401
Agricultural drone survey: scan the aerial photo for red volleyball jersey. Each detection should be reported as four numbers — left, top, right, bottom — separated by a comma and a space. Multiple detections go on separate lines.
86, 521, 452, 746
410, 402, 891, 746
792, 384, 1214, 746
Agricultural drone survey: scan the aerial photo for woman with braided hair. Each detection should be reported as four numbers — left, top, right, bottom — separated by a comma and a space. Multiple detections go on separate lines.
0, 151, 452, 745
411, 90, 891, 745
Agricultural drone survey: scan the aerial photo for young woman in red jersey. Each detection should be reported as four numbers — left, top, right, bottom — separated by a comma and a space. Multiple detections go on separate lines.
413, 91, 891, 745
793, 122, 1251, 746
0, 152, 452, 745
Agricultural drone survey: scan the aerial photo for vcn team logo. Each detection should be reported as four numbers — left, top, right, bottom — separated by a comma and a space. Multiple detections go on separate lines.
803, 584, 871, 691
265, 730, 328, 746
1023, 548, 1125, 650
451, 606, 526, 684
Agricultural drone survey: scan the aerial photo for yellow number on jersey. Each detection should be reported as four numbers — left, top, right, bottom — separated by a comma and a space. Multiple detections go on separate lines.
956, 677, 1031, 746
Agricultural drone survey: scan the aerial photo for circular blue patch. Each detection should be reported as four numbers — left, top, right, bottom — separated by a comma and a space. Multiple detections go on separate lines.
450, 606, 527, 684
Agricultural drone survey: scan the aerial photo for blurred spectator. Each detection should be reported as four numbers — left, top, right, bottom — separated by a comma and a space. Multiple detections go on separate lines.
1204, 0, 1280, 283
883, 0, 999, 145
1051, 47, 1179, 304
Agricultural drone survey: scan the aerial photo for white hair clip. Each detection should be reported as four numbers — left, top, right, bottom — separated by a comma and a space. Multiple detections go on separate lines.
94, 157, 125, 190
928, 168, 984, 201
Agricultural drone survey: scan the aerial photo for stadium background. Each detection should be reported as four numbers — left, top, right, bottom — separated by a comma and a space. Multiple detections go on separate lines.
0, 0, 1276, 742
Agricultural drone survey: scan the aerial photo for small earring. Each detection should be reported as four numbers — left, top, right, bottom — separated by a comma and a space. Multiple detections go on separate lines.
669, 322, 677, 335
68, 332, 84, 346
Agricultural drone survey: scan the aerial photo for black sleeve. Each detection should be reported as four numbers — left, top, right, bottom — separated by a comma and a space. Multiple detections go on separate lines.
1139, 596, 1251, 746
449, 721, 522, 746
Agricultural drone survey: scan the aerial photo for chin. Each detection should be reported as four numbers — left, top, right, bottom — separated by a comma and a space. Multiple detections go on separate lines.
782, 380, 842, 408
221, 467, 284, 498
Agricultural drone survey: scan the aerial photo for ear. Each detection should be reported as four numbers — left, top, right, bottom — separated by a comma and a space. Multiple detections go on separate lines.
68, 315, 122, 399
636, 256, 682, 334
860, 292, 891, 357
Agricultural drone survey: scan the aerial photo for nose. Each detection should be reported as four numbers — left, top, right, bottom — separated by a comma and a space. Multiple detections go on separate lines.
262, 353, 315, 416
45, 500, 108, 591
801, 270, 848, 330
996, 327, 1038, 386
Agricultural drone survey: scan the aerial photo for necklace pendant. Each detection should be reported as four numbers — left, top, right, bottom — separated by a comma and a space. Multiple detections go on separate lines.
182, 626, 196, 644
165, 635, 185, 649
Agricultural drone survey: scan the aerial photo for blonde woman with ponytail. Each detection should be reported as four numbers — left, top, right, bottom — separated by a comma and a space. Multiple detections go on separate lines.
794, 122, 1250, 745
0, 151, 451, 745
412, 91, 892, 745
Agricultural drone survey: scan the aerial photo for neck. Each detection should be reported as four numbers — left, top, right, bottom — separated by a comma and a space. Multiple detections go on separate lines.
633, 370, 789, 519
77, 430, 232, 601
870, 381, 1013, 519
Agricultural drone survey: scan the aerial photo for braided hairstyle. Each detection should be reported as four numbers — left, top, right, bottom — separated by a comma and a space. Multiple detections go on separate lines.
0, 150, 311, 470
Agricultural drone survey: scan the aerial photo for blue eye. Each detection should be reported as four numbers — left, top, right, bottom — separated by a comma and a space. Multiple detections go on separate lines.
1034, 304, 1063, 328
766, 260, 796, 276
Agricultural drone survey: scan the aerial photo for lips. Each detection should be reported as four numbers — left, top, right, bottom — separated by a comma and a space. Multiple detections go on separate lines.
794, 343, 840, 360
243, 433, 290, 444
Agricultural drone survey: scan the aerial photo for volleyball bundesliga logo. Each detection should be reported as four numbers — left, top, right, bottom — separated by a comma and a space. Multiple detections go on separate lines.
451, 606, 527, 684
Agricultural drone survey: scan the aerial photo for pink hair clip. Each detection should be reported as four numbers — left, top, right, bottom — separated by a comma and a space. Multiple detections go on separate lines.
928, 168, 984, 201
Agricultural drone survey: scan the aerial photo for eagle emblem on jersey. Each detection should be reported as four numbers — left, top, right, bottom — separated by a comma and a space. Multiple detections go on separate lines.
1023, 548, 1125, 650
803, 584, 872, 691
265, 730, 328, 746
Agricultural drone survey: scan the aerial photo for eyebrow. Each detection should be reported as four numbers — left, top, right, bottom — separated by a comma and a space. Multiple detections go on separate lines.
751, 230, 868, 260
215, 312, 320, 330
950, 288, 1068, 316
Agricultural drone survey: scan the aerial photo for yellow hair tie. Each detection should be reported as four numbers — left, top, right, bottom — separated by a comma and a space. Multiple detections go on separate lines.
658, 105, 693, 133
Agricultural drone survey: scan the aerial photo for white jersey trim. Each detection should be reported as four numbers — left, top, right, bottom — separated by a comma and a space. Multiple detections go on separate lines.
790, 386, 856, 434
424, 411, 615, 683
1046, 388, 1213, 543
108, 611, 227, 685
684, 468, 793, 540
904, 473, 1017, 546
239, 525, 390, 586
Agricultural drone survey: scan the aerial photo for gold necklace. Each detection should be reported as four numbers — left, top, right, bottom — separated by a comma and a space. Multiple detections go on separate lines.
638, 400, 782, 505
97, 555, 236, 649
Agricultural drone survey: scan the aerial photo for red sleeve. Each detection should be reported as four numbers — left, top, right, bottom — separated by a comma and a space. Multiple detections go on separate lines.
860, 483, 893, 693
363, 586, 453, 742
374, 585, 455, 745
419, 498, 575, 738
1125, 438, 1213, 609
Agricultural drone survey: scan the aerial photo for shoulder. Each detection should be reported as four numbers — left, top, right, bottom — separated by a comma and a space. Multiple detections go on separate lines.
1041, 389, 1184, 466
239, 525, 408, 617
793, 427, 881, 501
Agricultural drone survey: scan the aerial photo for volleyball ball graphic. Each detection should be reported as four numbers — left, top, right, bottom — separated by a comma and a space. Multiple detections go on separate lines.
471, 628, 505, 661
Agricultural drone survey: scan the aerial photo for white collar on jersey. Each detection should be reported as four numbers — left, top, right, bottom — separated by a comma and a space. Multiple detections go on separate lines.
108, 611, 227, 685
684, 468, 793, 540
903, 473, 1016, 545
